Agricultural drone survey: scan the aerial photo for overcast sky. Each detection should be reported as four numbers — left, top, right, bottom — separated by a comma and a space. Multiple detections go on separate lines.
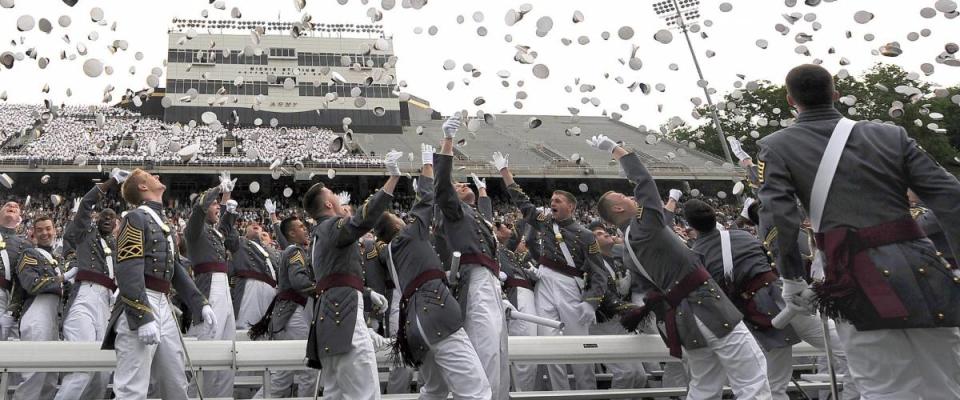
1, 0, 958, 130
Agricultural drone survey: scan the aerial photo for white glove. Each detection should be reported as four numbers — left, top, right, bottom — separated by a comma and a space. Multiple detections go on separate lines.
498, 271, 507, 282
421, 143, 435, 165
368, 328, 393, 350
728, 137, 751, 161
62, 267, 79, 282
264, 199, 276, 214
71, 197, 81, 214
201, 304, 218, 333
524, 266, 541, 282
0, 312, 15, 333
536, 206, 552, 218
471, 173, 486, 189
137, 320, 161, 345
337, 192, 351, 206
218, 171, 237, 192
741, 197, 756, 219
502, 299, 517, 313
781, 278, 815, 314
384, 149, 403, 176
441, 116, 461, 138
577, 302, 597, 326
412, 178, 419, 193
225, 199, 238, 214
669, 189, 683, 202
369, 290, 388, 312
110, 168, 131, 184
491, 151, 509, 171
587, 134, 618, 154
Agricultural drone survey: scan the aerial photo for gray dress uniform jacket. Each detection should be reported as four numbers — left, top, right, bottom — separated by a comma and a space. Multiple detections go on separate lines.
306, 190, 393, 367
267, 244, 314, 335
102, 201, 208, 350
1, 225, 33, 304
380, 176, 463, 366
616, 152, 742, 356
15, 246, 64, 317
912, 205, 955, 267
758, 105, 960, 329
361, 238, 390, 315
227, 214, 278, 316
506, 183, 607, 309
184, 186, 233, 299
63, 185, 117, 312
692, 229, 798, 351
498, 246, 535, 309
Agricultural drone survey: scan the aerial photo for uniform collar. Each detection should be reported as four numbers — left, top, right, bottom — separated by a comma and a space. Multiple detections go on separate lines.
0, 226, 15, 235
555, 217, 576, 228
143, 200, 163, 213
38, 245, 53, 252
795, 105, 844, 123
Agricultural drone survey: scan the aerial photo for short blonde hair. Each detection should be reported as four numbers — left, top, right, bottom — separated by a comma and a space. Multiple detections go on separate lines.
121, 169, 151, 205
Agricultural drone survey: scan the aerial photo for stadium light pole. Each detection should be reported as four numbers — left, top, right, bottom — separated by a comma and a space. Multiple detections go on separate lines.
652, 0, 734, 164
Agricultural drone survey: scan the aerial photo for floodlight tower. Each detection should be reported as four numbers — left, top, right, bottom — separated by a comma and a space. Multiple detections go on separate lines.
653, 0, 734, 164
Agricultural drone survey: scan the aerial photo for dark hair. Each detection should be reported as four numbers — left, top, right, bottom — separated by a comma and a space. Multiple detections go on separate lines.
785, 64, 835, 108
683, 199, 717, 233
597, 191, 616, 223
373, 212, 399, 243
553, 190, 577, 207
33, 215, 54, 226
587, 219, 606, 232
302, 182, 326, 218
280, 215, 301, 240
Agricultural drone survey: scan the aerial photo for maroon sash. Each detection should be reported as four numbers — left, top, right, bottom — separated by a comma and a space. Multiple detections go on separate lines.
76, 269, 118, 292
194, 262, 228, 275
277, 290, 307, 307
538, 256, 581, 278
316, 272, 363, 294
663, 267, 712, 358
235, 270, 277, 288
460, 253, 501, 277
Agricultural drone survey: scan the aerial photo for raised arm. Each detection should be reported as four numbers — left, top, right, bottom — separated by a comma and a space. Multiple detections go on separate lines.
497, 154, 548, 232
756, 142, 804, 279
185, 185, 221, 244
472, 173, 494, 221
332, 151, 402, 248
435, 117, 465, 221
65, 182, 111, 246
405, 145, 437, 239
220, 203, 240, 252
902, 129, 960, 261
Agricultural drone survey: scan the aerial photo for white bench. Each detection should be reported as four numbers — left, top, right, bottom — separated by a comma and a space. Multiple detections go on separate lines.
0, 335, 830, 399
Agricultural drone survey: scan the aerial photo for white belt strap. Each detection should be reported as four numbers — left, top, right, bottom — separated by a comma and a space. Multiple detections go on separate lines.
719, 230, 734, 283
385, 242, 402, 293
552, 223, 577, 268
808, 118, 856, 280
34, 248, 59, 276
250, 241, 276, 281
139, 205, 175, 259
623, 228, 658, 291
601, 259, 618, 282
1, 249, 9, 282
100, 238, 114, 279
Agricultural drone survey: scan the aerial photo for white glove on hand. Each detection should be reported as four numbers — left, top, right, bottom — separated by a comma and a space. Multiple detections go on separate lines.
471, 173, 486, 189
369, 290, 388, 312
337, 192, 351, 206
524, 266, 541, 282
201, 304, 218, 334
0, 312, 16, 333
498, 271, 507, 282
218, 171, 237, 192
110, 168, 131, 184
368, 328, 392, 350
669, 189, 683, 202
577, 302, 597, 326
62, 267, 79, 283
421, 143, 436, 165
491, 151, 509, 171
741, 198, 756, 219
384, 149, 403, 176
502, 299, 518, 313
412, 178, 419, 193
781, 278, 815, 314
536, 207, 552, 218
137, 320, 161, 345
264, 199, 276, 214
225, 199, 238, 214
727, 137, 751, 161
441, 116, 461, 138
587, 134, 618, 154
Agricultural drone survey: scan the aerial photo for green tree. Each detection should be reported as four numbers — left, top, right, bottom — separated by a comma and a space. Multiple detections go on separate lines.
666, 64, 960, 169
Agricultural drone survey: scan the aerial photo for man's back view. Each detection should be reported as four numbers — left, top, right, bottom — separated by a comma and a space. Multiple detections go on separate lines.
758, 64, 960, 400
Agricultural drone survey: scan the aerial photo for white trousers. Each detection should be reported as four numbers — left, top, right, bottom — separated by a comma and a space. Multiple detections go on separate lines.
253, 302, 318, 398
187, 272, 235, 398
765, 313, 858, 400
13, 294, 60, 400
55, 283, 113, 400
0, 288, 12, 341
386, 287, 414, 394
461, 265, 510, 400
418, 328, 492, 400
507, 286, 538, 392
535, 266, 596, 391
113, 290, 190, 400
236, 279, 277, 330
684, 317, 771, 400
836, 322, 960, 400
591, 320, 648, 391
631, 291, 689, 388
318, 291, 381, 400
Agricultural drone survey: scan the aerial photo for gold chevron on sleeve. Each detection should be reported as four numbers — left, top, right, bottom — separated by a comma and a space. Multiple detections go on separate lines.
117, 223, 144, 262
588, 241, 601, 254
289, 250, 306, 268
17, 255, 38, 272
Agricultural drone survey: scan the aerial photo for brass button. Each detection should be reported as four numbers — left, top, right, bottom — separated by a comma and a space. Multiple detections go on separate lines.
917, 267, 926, 274
696, 301, 702, 305
882, 270, 890, 277
723, 323, 730, 328
692, 339, 698, 344
937, 313, 945, 320
324, 347, 330, 352
953, 277, 960, 284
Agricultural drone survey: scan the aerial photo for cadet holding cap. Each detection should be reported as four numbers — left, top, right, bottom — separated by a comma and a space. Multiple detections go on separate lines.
758, 64, 960, 399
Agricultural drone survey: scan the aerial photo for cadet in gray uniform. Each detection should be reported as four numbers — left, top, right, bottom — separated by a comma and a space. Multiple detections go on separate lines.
183, 174, 237, 398
494, 219, 540, 392
0, 201, 30, 340
909, 189, 956, 268
13, 215, 67, 400
56, 170, 127, 400
303, 151, 400, 399
495, 151, 607, 391
435, 116, 510, 399
373, 145, 491, 400
250, 215, 319, 398
363, 237, 414, 395
103, 168, 216, 400
684, 199, 857, 399
758, 64, 960, 399
590, 136, 771, 399
228, 220, 279, 330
